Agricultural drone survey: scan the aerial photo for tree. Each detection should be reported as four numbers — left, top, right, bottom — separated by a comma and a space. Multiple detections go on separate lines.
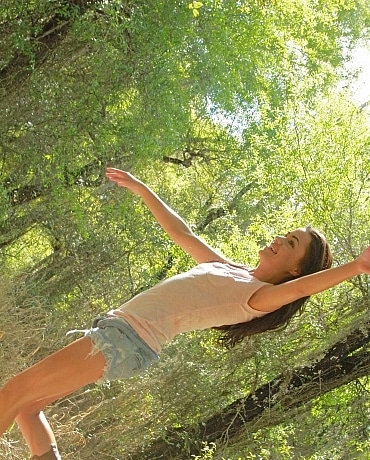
1, 1, 370, 459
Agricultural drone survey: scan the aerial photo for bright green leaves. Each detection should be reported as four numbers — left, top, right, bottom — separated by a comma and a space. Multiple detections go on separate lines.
189, 1, 203, 17
1, 1, 370, 459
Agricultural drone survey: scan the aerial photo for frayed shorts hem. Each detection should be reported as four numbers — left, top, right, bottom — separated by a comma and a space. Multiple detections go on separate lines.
83, 316, 159, 384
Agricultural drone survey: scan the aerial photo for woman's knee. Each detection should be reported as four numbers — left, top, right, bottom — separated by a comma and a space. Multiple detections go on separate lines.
2, 367, 44, 416
1, 373, 27, 409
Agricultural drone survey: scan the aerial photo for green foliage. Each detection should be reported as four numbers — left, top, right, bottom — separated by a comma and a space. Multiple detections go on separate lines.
1, 0, 370, 458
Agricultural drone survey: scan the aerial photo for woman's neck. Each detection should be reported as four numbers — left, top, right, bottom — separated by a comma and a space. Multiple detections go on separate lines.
249, 266, 286, 284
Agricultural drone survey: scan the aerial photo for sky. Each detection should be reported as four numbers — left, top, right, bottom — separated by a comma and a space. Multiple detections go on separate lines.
211, 43, 370, 138
348, 45, 370, 106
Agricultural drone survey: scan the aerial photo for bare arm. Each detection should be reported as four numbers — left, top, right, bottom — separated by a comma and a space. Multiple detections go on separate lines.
105, 168, 230, 264
249, 247, 370, 312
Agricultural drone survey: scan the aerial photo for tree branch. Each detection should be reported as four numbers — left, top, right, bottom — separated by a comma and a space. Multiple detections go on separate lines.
129, 319, 370, 459
196, 182, 255, 232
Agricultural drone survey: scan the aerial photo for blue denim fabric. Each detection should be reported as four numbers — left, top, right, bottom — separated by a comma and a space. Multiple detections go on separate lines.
85, 316, 159, 384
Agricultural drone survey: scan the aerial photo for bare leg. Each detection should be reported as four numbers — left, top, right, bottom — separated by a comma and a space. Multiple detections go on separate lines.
0, 337, 106, 456
16, 390, 76, 457
17, 409, 57, 457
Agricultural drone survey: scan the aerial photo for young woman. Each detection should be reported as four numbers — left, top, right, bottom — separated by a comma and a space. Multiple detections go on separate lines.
1, 167, 369, 460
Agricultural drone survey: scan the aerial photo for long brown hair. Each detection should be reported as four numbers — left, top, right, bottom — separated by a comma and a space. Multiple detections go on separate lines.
216, 227, 333, 348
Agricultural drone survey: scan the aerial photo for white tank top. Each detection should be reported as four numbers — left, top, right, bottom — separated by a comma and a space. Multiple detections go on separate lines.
109, 262, 270, 352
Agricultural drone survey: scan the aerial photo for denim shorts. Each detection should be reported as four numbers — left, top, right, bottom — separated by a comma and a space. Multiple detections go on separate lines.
84, 316, 159, 384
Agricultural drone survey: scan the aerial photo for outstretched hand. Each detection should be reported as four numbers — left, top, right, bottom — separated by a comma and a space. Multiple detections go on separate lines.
105, 168, 144, 194
355, 246, 370, 275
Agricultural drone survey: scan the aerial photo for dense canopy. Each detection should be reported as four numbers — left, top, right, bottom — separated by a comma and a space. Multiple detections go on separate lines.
1, 1, 370, 459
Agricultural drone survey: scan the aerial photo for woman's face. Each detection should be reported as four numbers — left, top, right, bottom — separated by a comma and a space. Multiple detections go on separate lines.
259, 228, 312, 279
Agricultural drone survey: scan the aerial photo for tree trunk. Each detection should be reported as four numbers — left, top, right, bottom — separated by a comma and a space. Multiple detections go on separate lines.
130, 320, 370, 459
